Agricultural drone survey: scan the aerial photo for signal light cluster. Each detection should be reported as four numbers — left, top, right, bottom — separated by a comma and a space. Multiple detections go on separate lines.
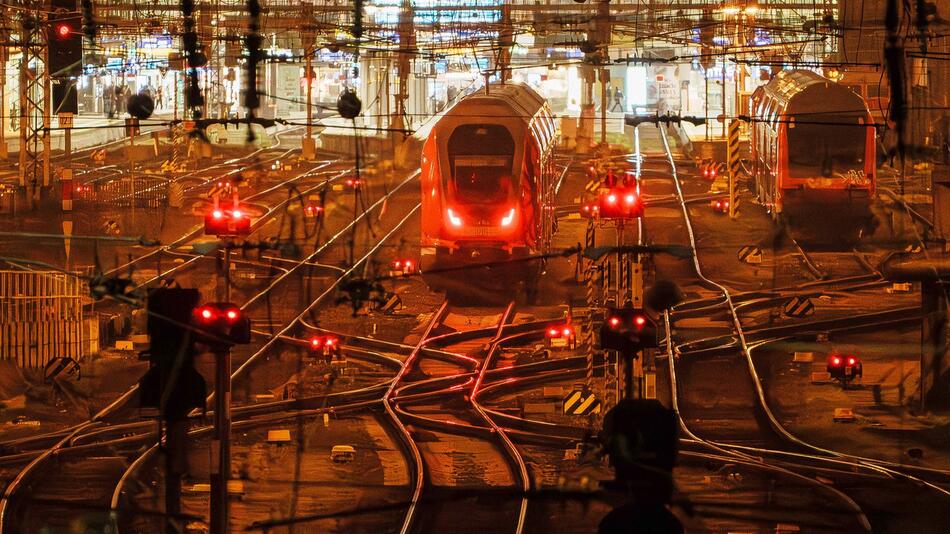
55, 23, 72, 39
345, 177, 363, 189
597, 187, 643, 220
600, 307, 658, 353
390, 258, 416, 276
308, 334, 340, 359
710, 198, 730, 214
204, 204, 251, 236
545, 323, 577, 349
192, 302, 251, 347
699, 161, 721, 181
304, 204, 324, 218
826, 351, 862, 382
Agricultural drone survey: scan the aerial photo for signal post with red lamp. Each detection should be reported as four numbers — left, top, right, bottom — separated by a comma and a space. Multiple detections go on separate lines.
600, 306, 659, 399
307, 334, 340, 360
191, 302, 251, 534
389, 258, 416, 277
204, 190, 252, 303
827, 351, 863, 384
710, 197, 730, 214
546, 323, 577, 350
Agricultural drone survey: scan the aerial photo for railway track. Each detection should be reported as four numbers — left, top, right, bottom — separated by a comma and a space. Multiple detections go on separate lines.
0, 147, 424, 531
645, 123, 950, 532
383, 301, 532, 533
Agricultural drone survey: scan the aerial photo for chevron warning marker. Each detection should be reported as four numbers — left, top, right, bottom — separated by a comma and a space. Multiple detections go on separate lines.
783, 296, 815, 318
562, 389, 601, 416
738, 245, 762, 264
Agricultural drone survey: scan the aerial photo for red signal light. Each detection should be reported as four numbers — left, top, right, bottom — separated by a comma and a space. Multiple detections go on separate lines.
832, 356, 841, 366
56, 23, 71, 39
225, 309, 239, 321
634, 315, 646, 329
325, 336, 337, 346
232, 209, 243, 219
198, 307, 214, 321
563, 328, 572, 336
310, 337, 323, 347
609, 316, 621, 328
624, 193, 636, 205
607, 193, 617, 204
847, 357, 856, 365
212, 209, 223, 219
547, 328, 558, 337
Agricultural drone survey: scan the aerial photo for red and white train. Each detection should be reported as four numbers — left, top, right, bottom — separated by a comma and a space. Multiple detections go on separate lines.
419, 83, 558, 300
750, 69, 876, 241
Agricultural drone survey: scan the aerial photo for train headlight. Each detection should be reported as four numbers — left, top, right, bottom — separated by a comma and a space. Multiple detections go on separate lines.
447, 208, 463, 227
500, 208, 516, 227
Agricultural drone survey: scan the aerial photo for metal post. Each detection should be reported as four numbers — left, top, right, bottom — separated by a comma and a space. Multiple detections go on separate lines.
42, 68, 50, 188
623, 352, 634, 399
704, 76, 709, 141
615, 223, 623, 298
164, 418, 187, 534
210, 346, 231, 534
302, 45, 316, 161
129, 125, 135, 218
173, 71, 178, 122
600, 68, 608, 145
224, 245, 231, 302
64, 121, 71, 157
721, 61, 726, 138
306, 51, 313, 141
0, 49, 6, 159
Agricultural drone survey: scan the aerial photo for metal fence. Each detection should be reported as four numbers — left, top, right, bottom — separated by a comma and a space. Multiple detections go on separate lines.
74, 176, 170, 209
0, 270, 92, 367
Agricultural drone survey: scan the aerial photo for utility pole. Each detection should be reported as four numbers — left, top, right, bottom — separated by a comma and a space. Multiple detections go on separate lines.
498, 3, 512, 82
19, 3, 51, 204
0, 20, 7, 160
303, 48, 315, 158
209, 343, 231, 534
189, 302, 250, 534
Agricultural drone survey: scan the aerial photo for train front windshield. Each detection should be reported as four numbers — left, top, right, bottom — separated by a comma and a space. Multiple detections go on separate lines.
787, 114, 867, 180
448, 125, 515, 204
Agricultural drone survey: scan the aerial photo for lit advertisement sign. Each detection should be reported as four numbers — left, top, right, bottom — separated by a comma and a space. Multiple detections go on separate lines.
139, 36, 173, 49
373, 0, 502, 25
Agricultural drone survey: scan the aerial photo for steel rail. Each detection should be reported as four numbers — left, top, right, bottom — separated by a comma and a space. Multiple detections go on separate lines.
0, 421, 101, 531
381, 300, 450, 534
468, 302, 530, 534
104, 155, 336, 280
653, 125, 874, 532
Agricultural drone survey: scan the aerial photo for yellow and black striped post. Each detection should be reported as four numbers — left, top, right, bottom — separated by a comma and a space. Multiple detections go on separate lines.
727, 120, 741, 218
583, 219, 596, 391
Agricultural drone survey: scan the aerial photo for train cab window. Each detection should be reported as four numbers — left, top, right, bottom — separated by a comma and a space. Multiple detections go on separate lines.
787, 114, 865, 178
448, 125, 515, 203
